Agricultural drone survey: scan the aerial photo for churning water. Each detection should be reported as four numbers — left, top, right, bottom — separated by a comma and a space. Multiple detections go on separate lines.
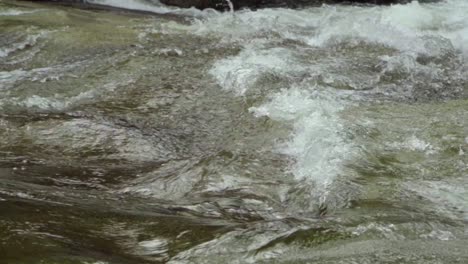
0, 0, 467, 263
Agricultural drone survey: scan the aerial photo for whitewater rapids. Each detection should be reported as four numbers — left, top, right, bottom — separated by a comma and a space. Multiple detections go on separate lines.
0, 0, 467, 263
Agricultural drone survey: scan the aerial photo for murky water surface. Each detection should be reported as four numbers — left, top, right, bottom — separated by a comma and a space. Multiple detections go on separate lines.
0, 0, 467, 263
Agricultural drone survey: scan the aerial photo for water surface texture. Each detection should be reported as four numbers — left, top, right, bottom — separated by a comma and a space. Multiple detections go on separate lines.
0, 0, 467, 263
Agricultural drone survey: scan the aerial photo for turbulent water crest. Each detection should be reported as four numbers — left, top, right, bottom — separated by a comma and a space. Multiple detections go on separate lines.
0, 0, 467, 263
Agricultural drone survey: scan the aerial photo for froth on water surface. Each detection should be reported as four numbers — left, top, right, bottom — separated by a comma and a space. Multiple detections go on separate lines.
0, 0, 467, 263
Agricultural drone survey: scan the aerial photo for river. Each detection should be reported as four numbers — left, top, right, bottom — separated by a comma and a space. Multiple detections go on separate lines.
0, 0, 467, 263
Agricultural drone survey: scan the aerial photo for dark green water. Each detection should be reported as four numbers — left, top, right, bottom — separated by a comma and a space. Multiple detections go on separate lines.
0, 0, 467, 263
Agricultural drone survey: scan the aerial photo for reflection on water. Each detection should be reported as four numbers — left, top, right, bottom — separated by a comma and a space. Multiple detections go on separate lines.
0, 0, 467, 263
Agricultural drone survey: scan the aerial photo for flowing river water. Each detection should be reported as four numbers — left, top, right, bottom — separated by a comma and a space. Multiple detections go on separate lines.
0, 0, 467, 263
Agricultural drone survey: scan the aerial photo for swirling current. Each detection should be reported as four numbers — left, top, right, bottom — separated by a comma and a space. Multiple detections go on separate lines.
0, 0, 467, 263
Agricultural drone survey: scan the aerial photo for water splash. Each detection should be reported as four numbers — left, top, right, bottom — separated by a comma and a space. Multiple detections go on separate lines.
225, 0, 234, 13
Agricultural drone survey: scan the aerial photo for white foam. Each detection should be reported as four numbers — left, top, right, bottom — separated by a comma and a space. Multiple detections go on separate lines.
406, 136, 433, 152
208, 30, 354, 192
0, 9, 39, 16
21, 95, 70, 110
300, 2, 456, 57
209, 46, 299, 95
382, 1, 435, 30
388, 135, 437, 155
137, 238, 169, 255
352, 223, 403, 240
85, 0, 204, 16
0, 69, 28, 90
250, 87, 352, 189
187, 8, 317, 43
420, 230, 456, 241
187, 0, 468, 58
0, 62, 78, 91
0, 31, 46, 58
10, 78, 134, 111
